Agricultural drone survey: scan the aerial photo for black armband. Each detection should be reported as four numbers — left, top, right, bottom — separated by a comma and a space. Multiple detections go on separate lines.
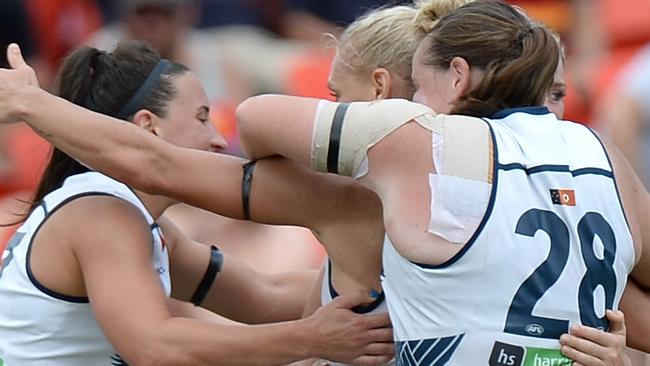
327, 103, 350, 174
190, 245, 223, 307
241, 160, 257, 220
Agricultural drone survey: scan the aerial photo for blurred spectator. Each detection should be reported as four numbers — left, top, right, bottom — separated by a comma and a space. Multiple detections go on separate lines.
88, 0, 248, 103
281, 0, 410, 41
87, 0, 324, 273
563, 0, 650, 124
597, 45, 650, 186
196, 0, 285, 31
507, 0, 650, 126
509, 0, 571, 34
23, 0, 103, 90
194, 0, 412, 96
87, 0, 253, 156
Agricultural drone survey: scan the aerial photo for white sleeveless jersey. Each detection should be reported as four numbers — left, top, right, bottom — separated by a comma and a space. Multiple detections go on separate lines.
320, 257, 394, 366
382, 108, 635, 366
0, 172, 171, 366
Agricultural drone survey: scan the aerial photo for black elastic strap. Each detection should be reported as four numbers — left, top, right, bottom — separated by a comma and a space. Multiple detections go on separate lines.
326, 103, 350, 174
190, 245, 223, 306
117, 59, 171, 120
241, 160, 257, 220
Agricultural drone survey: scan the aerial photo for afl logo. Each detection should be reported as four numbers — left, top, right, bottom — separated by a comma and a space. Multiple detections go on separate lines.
525, 323, 545, 336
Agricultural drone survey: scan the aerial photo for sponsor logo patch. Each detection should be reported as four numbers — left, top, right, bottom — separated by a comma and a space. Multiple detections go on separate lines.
523, 347, 572, 366
490, 342, 571, 366
490, 341, 525, 366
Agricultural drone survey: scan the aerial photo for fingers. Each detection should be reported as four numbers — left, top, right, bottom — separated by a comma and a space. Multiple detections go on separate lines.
6, 44, 27, 70
560, 320, 630, 366
607, 310, 627, 336
560, 340, 603, 366
362, 311, 392, 329
5, 43, 39, 87
570, 323, 621, 348
560, 331, 607, 359
364, 327, 393, 343
361, 341, 395, 356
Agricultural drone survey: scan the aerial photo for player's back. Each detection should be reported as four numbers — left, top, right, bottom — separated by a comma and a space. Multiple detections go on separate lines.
383, 107, 635, 365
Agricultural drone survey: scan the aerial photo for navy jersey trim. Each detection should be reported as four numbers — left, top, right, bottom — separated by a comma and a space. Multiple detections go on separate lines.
111, 353, 130, 365
585, 126, 632, 233
396, 333, 465, 365
491, 106, 551, 119
498, 163, 613, 178
411, 118, 499, 269
40, 200, 49, 216
327, 259, 385, 314
327, 258, 338, 300
26, 192, 119, 303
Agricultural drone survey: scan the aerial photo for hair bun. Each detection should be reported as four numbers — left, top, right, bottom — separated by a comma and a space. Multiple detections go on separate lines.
413, 0, 475, 34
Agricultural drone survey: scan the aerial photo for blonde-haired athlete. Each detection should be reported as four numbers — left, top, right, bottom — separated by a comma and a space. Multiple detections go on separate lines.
0, 1, 639, 365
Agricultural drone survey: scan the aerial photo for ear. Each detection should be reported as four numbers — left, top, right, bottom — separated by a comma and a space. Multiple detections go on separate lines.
372, 67, 392, 99
449, 56, 472, 97
131, 109, 159, 135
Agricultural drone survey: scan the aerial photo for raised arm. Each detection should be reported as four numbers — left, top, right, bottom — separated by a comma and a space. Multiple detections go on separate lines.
0, 44, 250, 219
0, 48, 387, 295
237, 94, 320, 164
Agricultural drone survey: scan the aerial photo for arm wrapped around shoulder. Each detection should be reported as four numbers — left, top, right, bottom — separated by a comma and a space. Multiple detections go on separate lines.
311, 99, 434, 178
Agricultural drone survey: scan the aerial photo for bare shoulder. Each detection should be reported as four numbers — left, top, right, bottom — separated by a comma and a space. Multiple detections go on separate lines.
47, 194, 152, 250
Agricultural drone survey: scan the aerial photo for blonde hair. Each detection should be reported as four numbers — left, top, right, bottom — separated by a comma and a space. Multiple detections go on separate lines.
414, 0, 476, 34
336, 0, 475, 81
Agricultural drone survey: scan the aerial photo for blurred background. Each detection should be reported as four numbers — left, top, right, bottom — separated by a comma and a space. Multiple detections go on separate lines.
1, 0, 650, 360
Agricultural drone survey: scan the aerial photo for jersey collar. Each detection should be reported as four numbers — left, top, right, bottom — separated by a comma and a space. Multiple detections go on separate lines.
491, 106, 552, 119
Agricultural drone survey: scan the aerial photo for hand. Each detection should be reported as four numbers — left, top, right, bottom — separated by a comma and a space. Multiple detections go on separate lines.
560, 310, 632, 366
0, 44, 40, 124
306, 291, 394, 366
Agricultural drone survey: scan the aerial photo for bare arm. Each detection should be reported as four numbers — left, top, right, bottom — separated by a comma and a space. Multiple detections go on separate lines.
619, 280, 650, 352
237, 94, 319, 164
0, 49, 386, 304
67, 196, 392, 366
161, 215, 318, 324
600, 134, 650, 351
0, 44, 252, 218
1, 48, 382, 247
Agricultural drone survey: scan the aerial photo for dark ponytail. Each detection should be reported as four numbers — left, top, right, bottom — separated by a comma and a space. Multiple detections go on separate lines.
7, 40, 189, 224
423, 0, 559, 117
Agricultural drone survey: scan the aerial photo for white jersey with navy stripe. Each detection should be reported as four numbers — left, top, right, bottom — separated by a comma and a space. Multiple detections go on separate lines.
382, 108, 635, 365
320, 257, 394, 366
0, 172, 170, 366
